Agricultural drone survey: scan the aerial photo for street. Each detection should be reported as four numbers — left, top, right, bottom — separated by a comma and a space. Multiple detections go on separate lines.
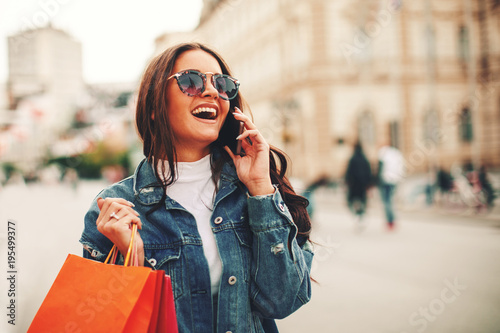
1, 181, 499, 333
277, 188, 500, 333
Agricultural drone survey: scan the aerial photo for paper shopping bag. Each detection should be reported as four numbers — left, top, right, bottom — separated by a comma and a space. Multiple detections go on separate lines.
143, 272, 177, 333
27, 254, 177, 333
156, 274, 178, 332
145, 271, 165, 333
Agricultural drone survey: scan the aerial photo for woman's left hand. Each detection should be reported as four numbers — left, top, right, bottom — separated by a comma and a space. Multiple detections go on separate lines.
224, 107, 275, 196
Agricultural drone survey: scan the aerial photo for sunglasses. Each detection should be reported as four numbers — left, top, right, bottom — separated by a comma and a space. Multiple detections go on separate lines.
167, 70, 240, 101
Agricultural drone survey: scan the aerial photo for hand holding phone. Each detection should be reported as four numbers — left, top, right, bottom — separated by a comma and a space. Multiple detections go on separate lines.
219, 107, 246, 156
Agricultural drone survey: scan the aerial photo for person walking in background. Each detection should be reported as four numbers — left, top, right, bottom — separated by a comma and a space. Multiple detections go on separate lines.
436, 167, 453, 206
302, 175, 330, 219
345, 142, 372, 229
377, 144, 404, 230
479, 165, 496, 210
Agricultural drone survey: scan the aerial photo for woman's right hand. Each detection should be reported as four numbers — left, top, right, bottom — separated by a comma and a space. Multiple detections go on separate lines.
96, 197, 145, 266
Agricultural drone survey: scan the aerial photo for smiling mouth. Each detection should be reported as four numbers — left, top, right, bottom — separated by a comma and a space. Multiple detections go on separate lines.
192, 107, 217, 120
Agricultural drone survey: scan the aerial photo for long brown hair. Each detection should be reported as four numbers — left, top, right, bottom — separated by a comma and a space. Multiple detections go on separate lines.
135, 42, 311, 240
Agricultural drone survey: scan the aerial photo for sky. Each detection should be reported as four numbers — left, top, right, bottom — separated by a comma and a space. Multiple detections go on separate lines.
0, 0, 203, 84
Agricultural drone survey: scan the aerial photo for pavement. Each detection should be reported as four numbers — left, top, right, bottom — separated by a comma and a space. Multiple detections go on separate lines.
0, 181, 499, 333
276, 187, 500, 333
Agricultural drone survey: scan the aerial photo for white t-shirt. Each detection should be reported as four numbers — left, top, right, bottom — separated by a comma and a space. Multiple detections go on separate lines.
378, 146, 405, 184
159, 155, 222, 296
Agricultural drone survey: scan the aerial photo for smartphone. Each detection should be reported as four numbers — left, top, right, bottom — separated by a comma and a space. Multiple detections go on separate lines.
234, 121, 244, 155
220, 109, 245, 156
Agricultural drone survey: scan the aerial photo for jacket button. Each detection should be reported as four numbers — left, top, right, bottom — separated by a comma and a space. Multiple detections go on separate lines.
279, 203, 285, 211
228, 276, 237, 285
148, 258, 157, 267
214, 216, 223, 224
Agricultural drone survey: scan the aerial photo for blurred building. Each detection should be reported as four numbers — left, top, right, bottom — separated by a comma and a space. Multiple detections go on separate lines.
0, 83, 6, 109
0, 84, 8, 159
1, 25, 85, 170
156, 0, 500, 181
64, 81, 139, 156
7, 25, 84, 129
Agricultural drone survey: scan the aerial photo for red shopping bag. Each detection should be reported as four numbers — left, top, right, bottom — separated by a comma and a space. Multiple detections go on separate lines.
28, 225, 178, 333
144, 273, 177, 333
156, 274, 177, 332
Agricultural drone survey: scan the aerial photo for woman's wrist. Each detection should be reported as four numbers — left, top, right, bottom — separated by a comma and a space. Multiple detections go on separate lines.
117, 236, 145, 266
248, 180, 275, 197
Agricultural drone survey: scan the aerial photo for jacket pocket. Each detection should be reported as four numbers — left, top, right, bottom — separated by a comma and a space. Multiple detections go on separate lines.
145, 246, 184, 300
232, 225, 253, 283
233, 225, 253, 248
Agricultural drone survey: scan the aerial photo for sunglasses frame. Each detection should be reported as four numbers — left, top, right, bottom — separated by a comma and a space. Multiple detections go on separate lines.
167, 70, 240, 101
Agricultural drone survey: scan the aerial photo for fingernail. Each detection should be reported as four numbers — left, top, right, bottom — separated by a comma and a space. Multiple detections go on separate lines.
126, 200, 135, 207
133, 209, 140, 216
236, 134, 242, 140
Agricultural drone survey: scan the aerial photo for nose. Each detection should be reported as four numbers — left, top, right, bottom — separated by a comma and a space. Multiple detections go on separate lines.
202, 74, 219, 99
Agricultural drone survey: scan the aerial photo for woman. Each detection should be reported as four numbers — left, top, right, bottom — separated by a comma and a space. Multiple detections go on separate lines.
80, 42, 313, 332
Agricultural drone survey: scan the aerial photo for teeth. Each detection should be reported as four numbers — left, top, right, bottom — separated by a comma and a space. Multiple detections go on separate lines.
192, 107, 217, 119
192, 107, 217, 115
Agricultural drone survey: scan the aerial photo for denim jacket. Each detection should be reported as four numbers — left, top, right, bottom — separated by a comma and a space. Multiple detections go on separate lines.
80, 158, 314, 333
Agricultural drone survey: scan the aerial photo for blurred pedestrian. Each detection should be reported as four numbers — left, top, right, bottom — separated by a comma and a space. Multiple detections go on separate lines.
425, 166, 437, 206
436, 167, 453, 206
63, 168, 79, 193
302, 175, 330, 219
0, 167, 5, 189
479, 165, 496, 210
377, 144, 404, 230
345, 142, 372, 228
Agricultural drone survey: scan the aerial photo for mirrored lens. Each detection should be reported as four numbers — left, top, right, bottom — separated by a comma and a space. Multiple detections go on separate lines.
177, 72, 204, 96
215, 76, 238, 100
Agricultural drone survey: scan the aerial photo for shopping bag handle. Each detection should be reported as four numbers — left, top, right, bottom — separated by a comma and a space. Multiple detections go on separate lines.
104, 223, 138, 267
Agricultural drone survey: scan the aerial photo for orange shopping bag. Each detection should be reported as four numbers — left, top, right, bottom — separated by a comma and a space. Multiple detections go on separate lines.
28, 225, 178, 333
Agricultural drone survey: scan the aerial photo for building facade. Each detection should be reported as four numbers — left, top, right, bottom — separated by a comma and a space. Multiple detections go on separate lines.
7, 25, 84, 130
2, 26, 84, 169
155, 0, 500, 181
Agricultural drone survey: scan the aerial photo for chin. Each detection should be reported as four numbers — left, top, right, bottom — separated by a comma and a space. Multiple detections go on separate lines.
198, 132, 221, 145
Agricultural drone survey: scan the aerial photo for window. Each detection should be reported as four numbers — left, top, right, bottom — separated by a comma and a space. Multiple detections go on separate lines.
425, 24, 436, 75
389, 121, 400, 149
459, 107, 473, 142
424, 109, 440, 143
391, 0, 402, 11
358, 111, 375, 146
458, 25, 470, 63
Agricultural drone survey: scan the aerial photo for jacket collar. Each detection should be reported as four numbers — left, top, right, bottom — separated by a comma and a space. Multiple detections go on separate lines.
132, 155, 241, 207
132, 158, 164, 206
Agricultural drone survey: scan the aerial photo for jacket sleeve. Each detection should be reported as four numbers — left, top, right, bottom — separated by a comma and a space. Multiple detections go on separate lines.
80, 192, 115, 262
247, 188, 314, 319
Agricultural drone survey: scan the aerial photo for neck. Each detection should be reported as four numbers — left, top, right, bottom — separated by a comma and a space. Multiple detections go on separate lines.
175, 145, 211, 162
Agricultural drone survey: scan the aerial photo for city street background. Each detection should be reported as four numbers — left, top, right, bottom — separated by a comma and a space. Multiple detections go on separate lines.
1, 180, 499, 333
1, 1, 500, 332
